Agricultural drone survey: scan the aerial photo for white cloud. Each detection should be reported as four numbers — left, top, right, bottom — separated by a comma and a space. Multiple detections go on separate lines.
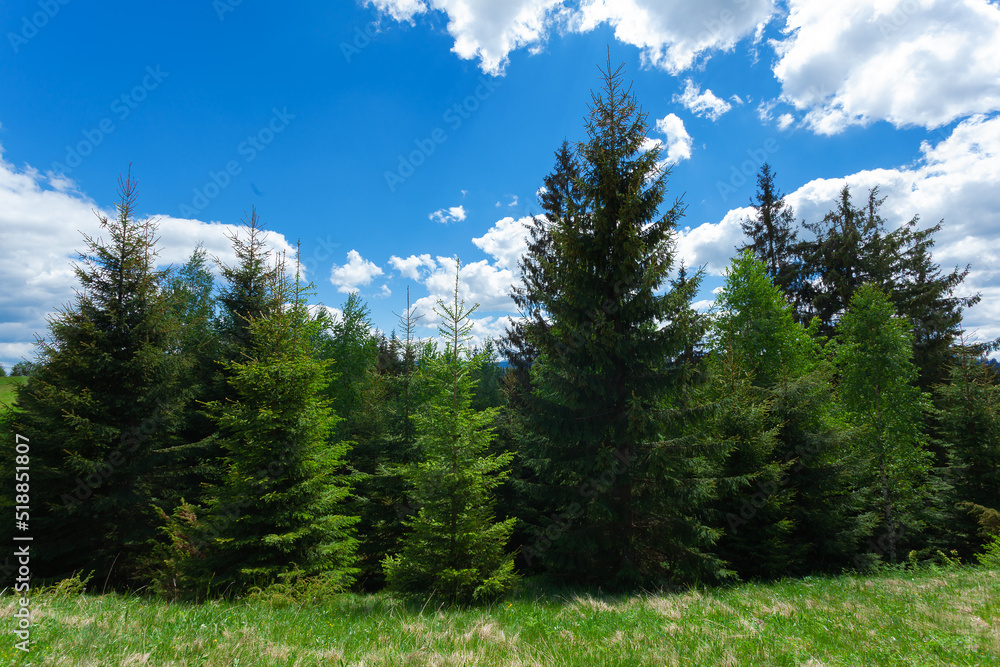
573, 0, 776, 73
472, 215, 533, 271
0, 152, 296, 370
675, 206, 752, 274
429, 205, 467, 224
772, 0, 1000, 134
330, 249, 385, 294
757, 99, 777, 123
367, 0, 567, 75
777, 113, 795, 130
673, 79, 732, 121
410, 256, 517, 323
368, 0, 775, 75
654, 113, 694, 164
389, 253, 436, 280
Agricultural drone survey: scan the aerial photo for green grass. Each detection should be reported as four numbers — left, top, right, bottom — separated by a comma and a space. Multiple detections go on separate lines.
2, 565, 997, 666
0, 377, 27, 411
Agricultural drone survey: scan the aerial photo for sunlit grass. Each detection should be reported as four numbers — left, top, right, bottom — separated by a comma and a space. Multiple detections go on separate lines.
0, 377, 26, 411
2, 564, 997, 666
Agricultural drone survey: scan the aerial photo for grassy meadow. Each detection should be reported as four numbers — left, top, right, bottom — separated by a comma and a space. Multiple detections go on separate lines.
1, 564, 997, 666
0, 377, 26, 411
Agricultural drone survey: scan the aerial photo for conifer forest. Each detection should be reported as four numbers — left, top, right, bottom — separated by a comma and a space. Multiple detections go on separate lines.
4, 62, 999, 608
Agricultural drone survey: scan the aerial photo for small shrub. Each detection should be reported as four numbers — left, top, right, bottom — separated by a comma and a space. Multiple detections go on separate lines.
244, 568, 350, 607
38, 571, 94, 598
977, 535, 1000, 568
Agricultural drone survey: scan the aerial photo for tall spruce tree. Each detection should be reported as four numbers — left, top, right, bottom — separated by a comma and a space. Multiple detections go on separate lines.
13, 171, 186, 587
383, 262, 517, 604
737, 163, 800, 302
514, 59, 722, 587
194, 240, 357, 593
835, 284, 931, 564
796, 186, 977, 388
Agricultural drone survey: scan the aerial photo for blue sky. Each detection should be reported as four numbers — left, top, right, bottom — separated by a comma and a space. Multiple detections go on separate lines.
2, 0, 999, 369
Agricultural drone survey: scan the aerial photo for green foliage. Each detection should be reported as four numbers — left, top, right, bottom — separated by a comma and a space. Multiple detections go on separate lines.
835, 283, 932, 564
710, 249, 816, 386
702, 342, 794, 580
737, 163, 800, 300
10, 361, 37, 377
214, 207, 283, 354
195, 241, 358, 595
36, 571, 94, 599
515, 60, 723, 587
383, 262, 517, 604
796, 186, 976, 389
933, 339, 1000, 553
314, 292, 380, 435
977, 534, 1000, 567
11, 172, 188, 587
163, 246, 224, 509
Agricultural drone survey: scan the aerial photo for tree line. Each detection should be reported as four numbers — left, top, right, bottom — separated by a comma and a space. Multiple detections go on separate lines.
2, 61, 997, 603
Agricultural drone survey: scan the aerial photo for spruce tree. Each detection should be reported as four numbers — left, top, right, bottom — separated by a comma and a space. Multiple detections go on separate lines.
383, 262, 517, 604
196, 243, 357, 593
835, 284, 931, 564
796, 187, 978, 388
707, 251, 867, 576
12, 171, 186, 587
933, 335, 1000, 554
163, 246, 222, 509
215, 207, 283, 355
737, 163, 800, 302
514, 59, 722, 587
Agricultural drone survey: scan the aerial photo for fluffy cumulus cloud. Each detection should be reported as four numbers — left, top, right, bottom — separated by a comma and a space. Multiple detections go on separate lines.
672, 79, 733, 121
368, 0, 775, 75
428, 205, 467, 224
772, 0, 1000, 134
573, 0, 776, 73
366, 0, 567, 75
388, 214, 534, 347
329, 249, 385, 294
0, 151, 295, 369
675, 207, 753, 274
654, 113, 694, 165
389, 253, 436, 280
409, 256, 517, 324
679, 114, 1000, 342
471, 215, 533, 271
